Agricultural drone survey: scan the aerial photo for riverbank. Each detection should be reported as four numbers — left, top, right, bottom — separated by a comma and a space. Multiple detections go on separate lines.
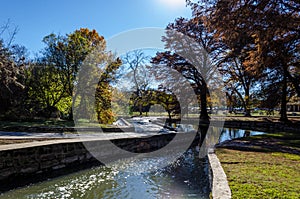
222, 116, 300, 132
215, 131, 300, 199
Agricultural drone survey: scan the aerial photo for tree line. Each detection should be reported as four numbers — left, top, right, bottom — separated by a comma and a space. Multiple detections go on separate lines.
0, 26, 121, 123
152, 0, 299, 122
0, 0, 299, 123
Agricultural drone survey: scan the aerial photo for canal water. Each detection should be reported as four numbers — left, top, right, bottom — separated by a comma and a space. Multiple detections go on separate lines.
0, 128, 265, 199
218, 128, 265, 143
0, 148, 210, 199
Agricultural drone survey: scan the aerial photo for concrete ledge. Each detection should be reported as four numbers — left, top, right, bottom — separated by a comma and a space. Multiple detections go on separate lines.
208, 148, 231, 199
0, 132, 163, 151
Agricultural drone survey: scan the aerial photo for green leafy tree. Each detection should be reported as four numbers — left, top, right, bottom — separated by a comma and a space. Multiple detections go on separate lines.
128, 89, 180, 122
154, 88, 180, 125
26, 64, 71, 118
42, 28, 106, 120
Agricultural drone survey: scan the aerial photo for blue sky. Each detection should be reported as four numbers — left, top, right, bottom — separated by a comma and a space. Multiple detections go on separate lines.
1, 0, 191, 56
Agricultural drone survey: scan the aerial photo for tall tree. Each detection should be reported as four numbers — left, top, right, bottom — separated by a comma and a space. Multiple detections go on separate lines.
0, 40, 24, 114
95, 58, 122, 124
219, 57, 258, 116
192, 0, 300, 121
0, 23, 25, 117
121, 50, 152, 116
152, 17, 225, 122
42, 28, 106, 120
70, 41, 122, 124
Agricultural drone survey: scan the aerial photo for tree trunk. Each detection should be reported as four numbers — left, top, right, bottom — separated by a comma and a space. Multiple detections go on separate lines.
244, 88, 251, 117
68, 107, 73, 121
46, 107, 54, 119
280, 69, 288, 122
139, 104, 142, 116
198, 125, 209, 148
138, 95, 142, 116
167, 111, 172, 126
200, 83, 210, 122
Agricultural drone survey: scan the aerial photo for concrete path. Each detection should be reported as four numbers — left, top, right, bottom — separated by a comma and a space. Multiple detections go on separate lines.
0, 131, 166, 151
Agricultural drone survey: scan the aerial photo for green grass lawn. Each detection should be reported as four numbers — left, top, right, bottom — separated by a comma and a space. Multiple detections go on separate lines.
216, 132, 300, 199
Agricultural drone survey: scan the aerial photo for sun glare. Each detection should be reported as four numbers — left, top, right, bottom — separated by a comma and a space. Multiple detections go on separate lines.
156, 0, 186, 10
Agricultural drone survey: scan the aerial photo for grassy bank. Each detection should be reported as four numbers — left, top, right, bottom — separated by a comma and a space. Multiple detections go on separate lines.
216, 132, 300, 199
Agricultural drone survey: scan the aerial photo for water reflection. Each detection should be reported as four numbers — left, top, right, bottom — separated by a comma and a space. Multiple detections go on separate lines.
0, 149, 210, 199
218, 128, 265, 143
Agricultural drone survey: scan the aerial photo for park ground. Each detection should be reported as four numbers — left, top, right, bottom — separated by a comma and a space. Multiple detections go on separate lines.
216, 128, 300, 199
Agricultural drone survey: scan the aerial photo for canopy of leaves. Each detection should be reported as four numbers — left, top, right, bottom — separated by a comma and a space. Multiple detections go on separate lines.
0, 39, 25, 114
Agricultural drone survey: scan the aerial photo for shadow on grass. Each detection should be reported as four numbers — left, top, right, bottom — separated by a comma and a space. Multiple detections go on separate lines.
216, 131, 300, 155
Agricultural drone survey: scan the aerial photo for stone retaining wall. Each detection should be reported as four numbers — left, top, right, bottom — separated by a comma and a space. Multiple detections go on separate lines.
0, 141, 97, 192
0, 133, 199, 192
